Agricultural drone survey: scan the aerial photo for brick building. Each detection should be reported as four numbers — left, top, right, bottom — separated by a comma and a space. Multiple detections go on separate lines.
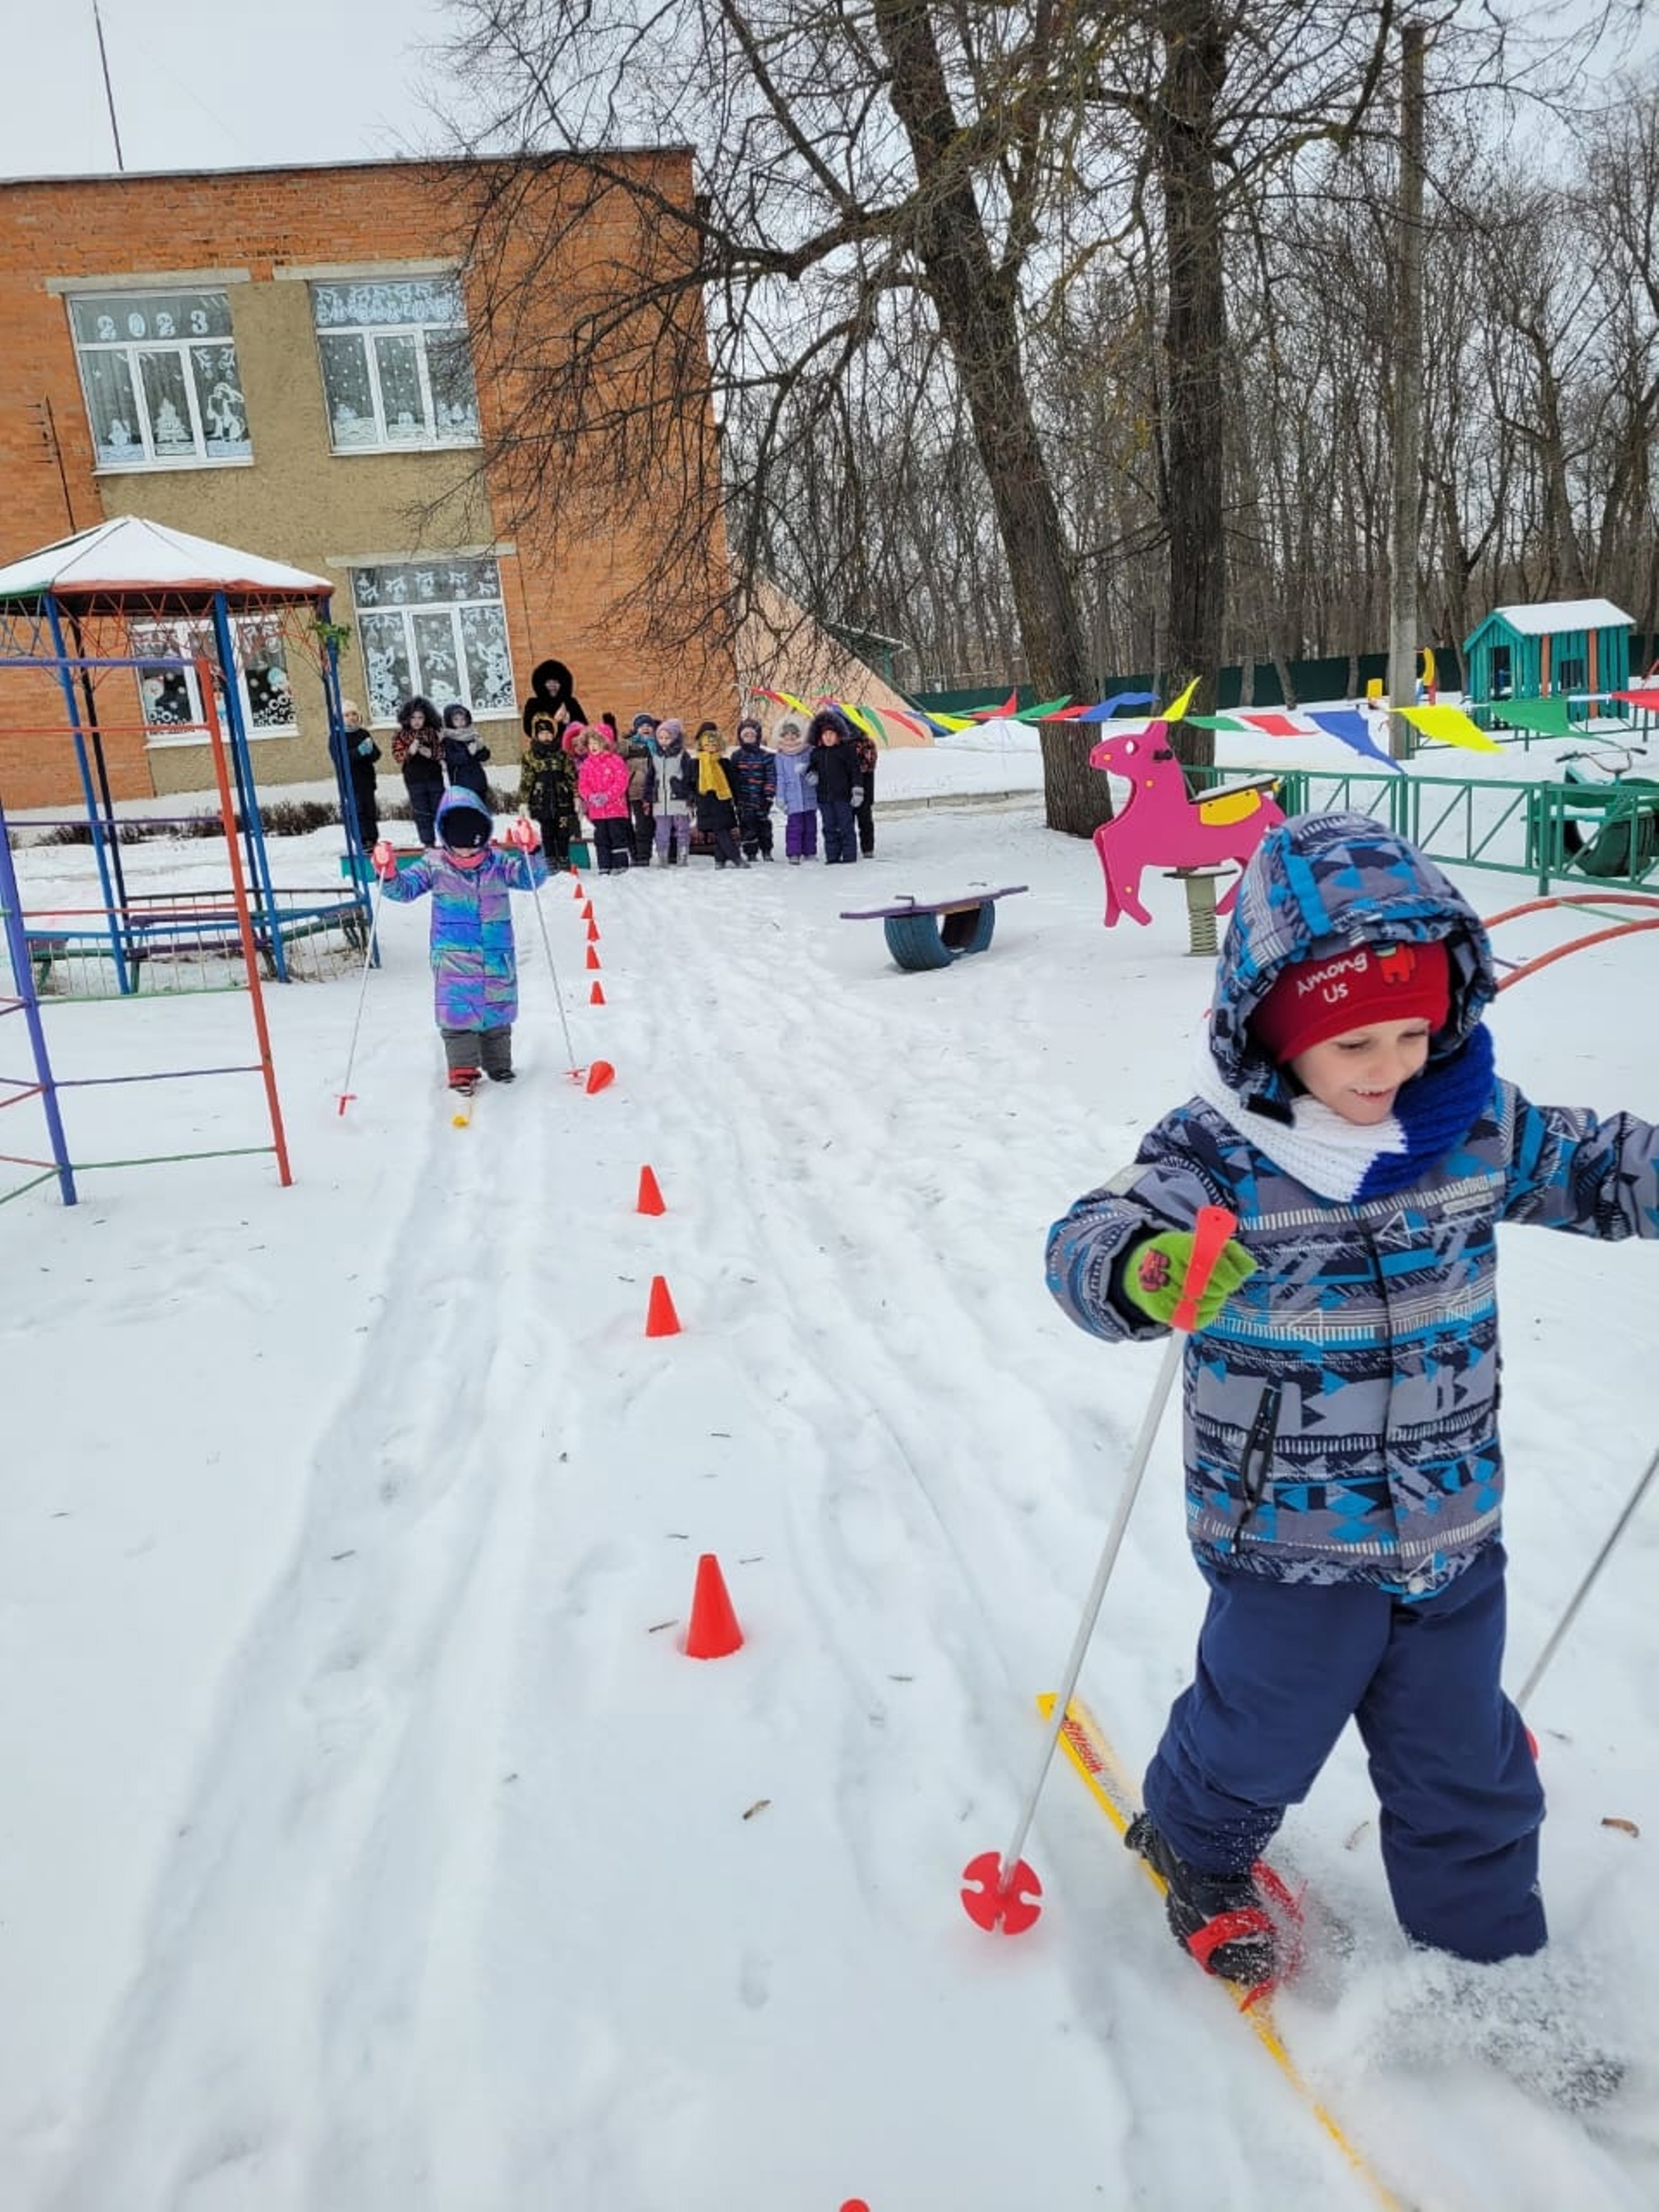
0, 155, 734, 810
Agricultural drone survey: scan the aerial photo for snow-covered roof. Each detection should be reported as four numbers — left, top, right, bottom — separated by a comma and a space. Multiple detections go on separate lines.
0, 516, 332, 613
1487, 598, 1633, 635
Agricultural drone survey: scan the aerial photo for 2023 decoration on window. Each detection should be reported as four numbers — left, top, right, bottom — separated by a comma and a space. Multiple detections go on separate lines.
70, 291, 251, 469
133, 619, 295, 743
312, 278, 482, 452
351, 558, 514, 724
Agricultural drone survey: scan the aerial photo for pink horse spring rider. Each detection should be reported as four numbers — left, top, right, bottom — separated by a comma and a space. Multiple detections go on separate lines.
1086, 723, 1283, 926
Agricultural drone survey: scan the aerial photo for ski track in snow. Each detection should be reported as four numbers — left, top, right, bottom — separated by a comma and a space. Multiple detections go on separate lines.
48, 1071, 560, 2210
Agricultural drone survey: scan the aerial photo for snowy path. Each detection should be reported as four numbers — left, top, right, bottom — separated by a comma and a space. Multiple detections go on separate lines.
5, 804, 1657, 2210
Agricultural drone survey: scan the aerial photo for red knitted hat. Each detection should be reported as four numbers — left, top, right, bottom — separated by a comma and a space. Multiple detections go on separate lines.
1251, 938, 1450, 1065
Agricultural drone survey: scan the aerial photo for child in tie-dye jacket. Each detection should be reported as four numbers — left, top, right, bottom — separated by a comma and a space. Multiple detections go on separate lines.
374, 787, 547, 1089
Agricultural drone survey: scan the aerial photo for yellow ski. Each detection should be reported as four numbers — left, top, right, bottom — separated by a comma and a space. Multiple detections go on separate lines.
1038, 1692, 1407, 2211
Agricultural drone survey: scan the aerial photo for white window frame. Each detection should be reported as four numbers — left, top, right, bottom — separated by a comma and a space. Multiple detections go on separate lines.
310, 279, 482, 454
132, 619, 297, 749
68, 290, 252, 472
350, 558, 514, 726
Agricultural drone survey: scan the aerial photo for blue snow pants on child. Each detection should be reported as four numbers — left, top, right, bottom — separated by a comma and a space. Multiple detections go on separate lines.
1142, 1543, 1546, 1963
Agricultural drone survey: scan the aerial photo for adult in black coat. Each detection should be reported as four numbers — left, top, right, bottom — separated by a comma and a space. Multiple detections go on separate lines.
520, 657, 588, 738
393, 695, 445, 844
331, 699, 381, 848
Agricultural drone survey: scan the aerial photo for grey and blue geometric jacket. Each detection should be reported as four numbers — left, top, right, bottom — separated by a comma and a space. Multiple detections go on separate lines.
1046, 811, 1659, 1598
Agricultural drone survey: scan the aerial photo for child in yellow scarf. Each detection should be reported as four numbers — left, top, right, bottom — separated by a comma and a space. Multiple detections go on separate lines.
695, 721, 733, 803
690, 722, 744, 867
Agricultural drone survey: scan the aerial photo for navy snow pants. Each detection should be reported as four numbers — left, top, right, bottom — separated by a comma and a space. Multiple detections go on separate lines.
1142, 1544, 1546, 1963
819, 796, 858, 863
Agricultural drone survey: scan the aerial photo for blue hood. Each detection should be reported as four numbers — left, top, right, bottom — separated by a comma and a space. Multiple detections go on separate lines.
1210, 812, 1497, 1105
435, 786, 494, 840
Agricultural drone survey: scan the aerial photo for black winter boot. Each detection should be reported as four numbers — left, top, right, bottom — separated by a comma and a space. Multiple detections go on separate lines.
1126, 1812, 1279, 1989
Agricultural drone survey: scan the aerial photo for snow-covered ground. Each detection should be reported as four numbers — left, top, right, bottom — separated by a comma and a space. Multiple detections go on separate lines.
2, 738, 1657, 2211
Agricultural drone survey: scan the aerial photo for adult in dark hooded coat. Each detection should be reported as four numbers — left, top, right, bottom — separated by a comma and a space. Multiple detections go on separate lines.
520, 657, 588, 736
393, 695, 445, 845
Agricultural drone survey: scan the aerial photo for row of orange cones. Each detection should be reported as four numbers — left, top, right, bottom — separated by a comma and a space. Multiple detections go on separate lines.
630, 1161, 745, 1661
571, 873, 608, 1002
569, 892, 743, 1657
602, 907, 872, 2208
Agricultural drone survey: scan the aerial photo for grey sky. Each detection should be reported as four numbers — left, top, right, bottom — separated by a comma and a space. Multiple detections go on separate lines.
3, 0, 453, 180
6, 0, 1654, 186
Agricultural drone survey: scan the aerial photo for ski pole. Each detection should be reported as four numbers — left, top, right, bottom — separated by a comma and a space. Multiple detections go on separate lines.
510, 816, 581, 1081
335, 859, 391, 1115
963, 1204, 1239, 1933
1516, 1435, 1659, 1711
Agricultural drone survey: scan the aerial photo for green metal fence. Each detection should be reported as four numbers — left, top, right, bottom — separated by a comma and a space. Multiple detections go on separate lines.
1186, 768, 1659, 896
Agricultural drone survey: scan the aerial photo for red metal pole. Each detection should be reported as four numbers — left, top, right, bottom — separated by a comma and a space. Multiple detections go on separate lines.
1497, 916, 1659, 991
1483, 891, 1659, 928
198, 657, 293, 1186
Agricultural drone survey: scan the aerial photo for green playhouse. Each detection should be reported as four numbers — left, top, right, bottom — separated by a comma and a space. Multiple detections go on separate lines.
1462, 597, 1634, 712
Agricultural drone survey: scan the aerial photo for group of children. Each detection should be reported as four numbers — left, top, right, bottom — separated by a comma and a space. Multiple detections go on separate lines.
356, 693, 884, 1089
343, 692, 881, 878
514, 704, 880, 876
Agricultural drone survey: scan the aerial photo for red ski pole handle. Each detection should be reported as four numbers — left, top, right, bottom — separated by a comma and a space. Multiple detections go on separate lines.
1170, 1205, 1239, 1335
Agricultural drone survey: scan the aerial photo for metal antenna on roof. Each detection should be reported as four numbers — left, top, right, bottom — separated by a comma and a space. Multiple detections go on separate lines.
93, 1, 126, 173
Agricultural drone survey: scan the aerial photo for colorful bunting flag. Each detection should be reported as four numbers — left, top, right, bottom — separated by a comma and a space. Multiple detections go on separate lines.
1398, 703, 1501, 753
1304, 707, 1402, 771
1013, 696, 1075, 721
1184, 714, 1246, 732
1163, 677, 1202, 722
1239, 712, 1305, 738
972, 690, 1020, 722
1075, 691, 1157, 722
1492, 696, 1575, 737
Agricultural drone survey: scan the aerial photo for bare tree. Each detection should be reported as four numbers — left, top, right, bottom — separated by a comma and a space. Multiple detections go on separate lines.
430, 0, 1649, 832
431, 0, 1430, 828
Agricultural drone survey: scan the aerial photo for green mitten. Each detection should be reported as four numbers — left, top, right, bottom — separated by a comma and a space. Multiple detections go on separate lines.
1122, 1230, 1256, 1329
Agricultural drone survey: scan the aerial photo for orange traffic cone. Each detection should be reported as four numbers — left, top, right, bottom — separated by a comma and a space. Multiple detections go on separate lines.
637, 1164, 666, 1215
589, 980, 606, 1005
581, 899, 594, 921
586, 919, 601, 944
571, 878, 583, 900
645, 1272, 680, 1336
684, 1552, 744, 1659
585, 1059, 616, 1096
586, 945, 602, 971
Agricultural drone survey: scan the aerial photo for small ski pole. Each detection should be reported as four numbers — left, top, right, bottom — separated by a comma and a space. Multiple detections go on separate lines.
335, 861, 392, 1115
510, 816, 581, 1081
963, 1204, 1240, 1933
1516, 1435, 1659, 1711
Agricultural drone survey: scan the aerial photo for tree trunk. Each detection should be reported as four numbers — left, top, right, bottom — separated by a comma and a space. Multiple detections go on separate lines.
1388, 20, 1426, 757
1154, 0, 1226, 770
872, 0, 1108, 832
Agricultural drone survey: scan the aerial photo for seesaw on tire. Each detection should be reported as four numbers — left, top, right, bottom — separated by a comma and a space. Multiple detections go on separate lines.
839, 885, 1029, 972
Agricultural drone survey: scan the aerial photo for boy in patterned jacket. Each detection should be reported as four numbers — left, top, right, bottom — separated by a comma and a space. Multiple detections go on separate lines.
728, 717, 778, 860
1047, 810, 1658, 1999
374, 787, 547, 1090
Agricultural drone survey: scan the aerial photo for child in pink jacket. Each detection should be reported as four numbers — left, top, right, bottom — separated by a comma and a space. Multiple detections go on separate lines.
574, 723, 632, 873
